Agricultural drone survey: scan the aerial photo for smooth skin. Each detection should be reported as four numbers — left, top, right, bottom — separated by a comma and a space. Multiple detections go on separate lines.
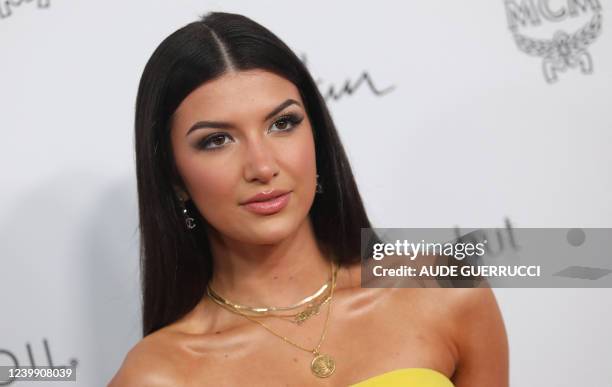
109, 70, 509, 386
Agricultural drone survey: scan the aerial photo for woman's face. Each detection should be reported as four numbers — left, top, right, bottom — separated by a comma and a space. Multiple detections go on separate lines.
170, 69, 318, 245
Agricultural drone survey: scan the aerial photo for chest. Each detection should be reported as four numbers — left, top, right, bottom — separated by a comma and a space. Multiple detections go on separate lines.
181, 288, 456, 386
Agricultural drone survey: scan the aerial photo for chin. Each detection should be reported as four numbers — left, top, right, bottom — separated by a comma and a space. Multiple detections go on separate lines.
243, 215, 304, 245
253, 222, 299, 244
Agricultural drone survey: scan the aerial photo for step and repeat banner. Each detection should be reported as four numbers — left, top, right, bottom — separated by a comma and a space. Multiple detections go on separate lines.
1, 1, 610, 386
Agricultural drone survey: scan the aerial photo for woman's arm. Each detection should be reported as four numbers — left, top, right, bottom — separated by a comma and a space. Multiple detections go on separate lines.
450, 287, 510, 387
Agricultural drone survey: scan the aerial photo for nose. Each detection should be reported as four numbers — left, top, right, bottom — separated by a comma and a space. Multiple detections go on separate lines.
242, 136, 280, 184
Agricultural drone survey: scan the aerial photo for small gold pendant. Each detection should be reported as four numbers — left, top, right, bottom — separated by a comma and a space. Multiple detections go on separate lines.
311, 353, 335, 378
295, 304, 321, 325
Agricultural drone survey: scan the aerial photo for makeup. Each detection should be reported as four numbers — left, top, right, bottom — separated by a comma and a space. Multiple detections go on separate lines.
241, 192, 291, 215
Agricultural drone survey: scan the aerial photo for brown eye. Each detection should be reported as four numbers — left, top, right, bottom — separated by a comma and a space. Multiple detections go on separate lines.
276, 118, 289, 130
270, 113, 304, 133
199, 133, 232, 150
211, 135, 226, 146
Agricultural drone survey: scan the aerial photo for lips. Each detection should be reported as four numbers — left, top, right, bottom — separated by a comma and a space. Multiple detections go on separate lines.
241, 191, 291, 215
241, 189, 291, 205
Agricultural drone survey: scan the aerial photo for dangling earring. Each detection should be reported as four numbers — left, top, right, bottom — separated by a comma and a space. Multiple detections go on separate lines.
180, 199, 196, 230
316, 173, 324, 194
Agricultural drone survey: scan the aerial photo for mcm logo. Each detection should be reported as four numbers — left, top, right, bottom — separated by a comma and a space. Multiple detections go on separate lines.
504, 0, 603, 83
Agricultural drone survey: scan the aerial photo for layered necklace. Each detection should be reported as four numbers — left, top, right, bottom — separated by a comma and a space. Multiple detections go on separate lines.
206, 259, 339, 378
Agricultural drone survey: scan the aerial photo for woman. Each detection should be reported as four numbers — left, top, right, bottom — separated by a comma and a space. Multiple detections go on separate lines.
109, 11, 508, 386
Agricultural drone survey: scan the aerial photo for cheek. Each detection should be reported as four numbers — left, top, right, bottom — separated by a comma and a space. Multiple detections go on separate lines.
188, 164, 235, 197
284, 128, 317, 184
174, 151, 240, 218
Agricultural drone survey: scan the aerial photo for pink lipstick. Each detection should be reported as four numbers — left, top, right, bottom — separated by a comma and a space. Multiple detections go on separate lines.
241, 191, 291, 215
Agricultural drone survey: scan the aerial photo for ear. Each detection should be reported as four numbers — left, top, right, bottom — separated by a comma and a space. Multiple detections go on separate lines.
173, 185, 190, 202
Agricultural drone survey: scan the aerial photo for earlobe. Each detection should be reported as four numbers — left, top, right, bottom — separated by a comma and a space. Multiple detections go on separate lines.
173, 185, 190, 201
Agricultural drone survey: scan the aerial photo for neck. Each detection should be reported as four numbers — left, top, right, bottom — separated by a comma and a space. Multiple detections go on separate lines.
206, 217, 333, 307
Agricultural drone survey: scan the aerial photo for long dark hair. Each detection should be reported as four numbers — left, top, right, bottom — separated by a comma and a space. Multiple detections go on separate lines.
135, 11, 381, 337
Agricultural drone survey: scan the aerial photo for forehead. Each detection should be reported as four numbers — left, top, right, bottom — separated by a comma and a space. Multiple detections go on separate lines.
173, 70, 302, 124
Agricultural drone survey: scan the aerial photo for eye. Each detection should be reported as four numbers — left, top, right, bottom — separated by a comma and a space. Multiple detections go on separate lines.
270, 113, 304, 133
198, 133, 233, 150
196, 113, 304, 151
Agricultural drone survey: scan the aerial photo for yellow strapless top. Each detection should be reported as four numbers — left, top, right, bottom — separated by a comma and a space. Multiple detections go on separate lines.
349, 368, 454, 387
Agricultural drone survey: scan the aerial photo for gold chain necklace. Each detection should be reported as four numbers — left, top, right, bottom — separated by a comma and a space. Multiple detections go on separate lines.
208, 260, 338, 325
206, 260, 338, 378
207, 273, 332, 313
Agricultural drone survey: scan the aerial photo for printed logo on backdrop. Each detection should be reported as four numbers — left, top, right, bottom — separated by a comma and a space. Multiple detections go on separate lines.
0, 0, 50, 19
505, 0, 603, 83
300, 54, 396, 101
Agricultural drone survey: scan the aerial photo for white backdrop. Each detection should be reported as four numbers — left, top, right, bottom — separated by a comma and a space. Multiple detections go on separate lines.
1, 1, 611, 386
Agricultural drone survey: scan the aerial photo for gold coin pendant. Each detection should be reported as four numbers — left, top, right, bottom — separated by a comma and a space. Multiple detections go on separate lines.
311, 353, 335, 378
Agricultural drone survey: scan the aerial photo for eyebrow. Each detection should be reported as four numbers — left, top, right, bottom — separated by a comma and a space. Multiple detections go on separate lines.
185, 98, 301, 136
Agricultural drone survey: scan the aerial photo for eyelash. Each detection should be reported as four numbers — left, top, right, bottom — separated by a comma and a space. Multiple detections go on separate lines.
197, 113, 304, 151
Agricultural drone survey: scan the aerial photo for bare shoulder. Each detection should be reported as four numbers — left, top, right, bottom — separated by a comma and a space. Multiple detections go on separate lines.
344, 254, 508, 385
444, 287, 509, 386
385, 283, 508, 385
107, 329, 186, 387
437, 286, 507, 340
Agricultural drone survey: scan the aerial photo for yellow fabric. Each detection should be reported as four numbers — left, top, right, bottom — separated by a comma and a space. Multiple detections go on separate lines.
349, 368, 454, 387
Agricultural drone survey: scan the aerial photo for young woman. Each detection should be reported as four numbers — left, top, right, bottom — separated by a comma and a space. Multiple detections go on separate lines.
109, 11, 508, 387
